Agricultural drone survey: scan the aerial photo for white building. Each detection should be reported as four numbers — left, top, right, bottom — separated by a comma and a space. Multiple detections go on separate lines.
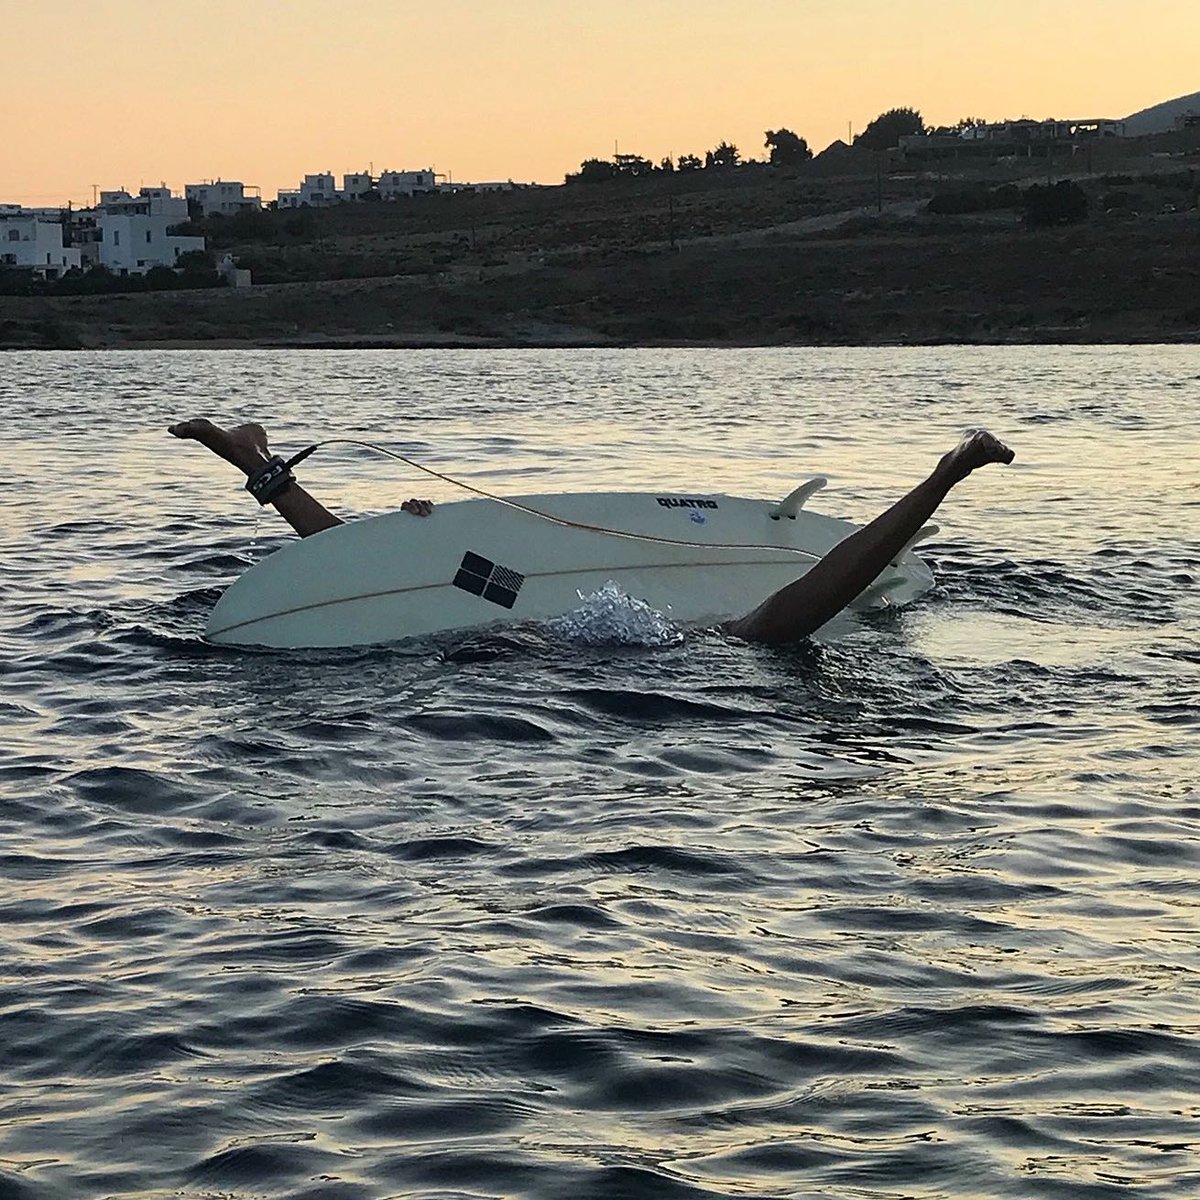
445, 180, 516, 194
275, 174, 340, 207
0, 210, 81, 278
185, 180, 261, 217
74, 187, 205, 275
341, 172, 373, 201
273, 173, 339, 207
377, 169, 437, 199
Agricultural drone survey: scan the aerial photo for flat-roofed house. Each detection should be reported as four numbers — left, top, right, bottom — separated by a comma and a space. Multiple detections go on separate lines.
300, 173, 337, 205
0, 210, 81, 278
377, 169, 437, 199
73, 187, 205, 275
185, 181, 262, 217
341, 172, 373, 200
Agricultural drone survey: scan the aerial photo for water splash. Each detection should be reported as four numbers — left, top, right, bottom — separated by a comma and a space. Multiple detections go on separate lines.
546, 580, 683, 646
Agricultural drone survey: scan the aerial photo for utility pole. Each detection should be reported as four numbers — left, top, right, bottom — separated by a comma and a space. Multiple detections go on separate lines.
91, 183, 98, 206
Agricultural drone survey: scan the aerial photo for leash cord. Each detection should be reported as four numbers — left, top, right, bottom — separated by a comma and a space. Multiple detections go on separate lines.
288, 437, 824, 560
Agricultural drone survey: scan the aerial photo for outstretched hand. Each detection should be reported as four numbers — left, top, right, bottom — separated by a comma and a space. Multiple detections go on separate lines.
401, 498, 434, 517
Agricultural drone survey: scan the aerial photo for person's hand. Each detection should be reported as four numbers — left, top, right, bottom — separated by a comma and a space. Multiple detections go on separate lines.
401, 498, 433, 517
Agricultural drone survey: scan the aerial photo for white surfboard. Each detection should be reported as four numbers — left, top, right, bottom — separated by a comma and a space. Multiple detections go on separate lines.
205, 484, 936, 649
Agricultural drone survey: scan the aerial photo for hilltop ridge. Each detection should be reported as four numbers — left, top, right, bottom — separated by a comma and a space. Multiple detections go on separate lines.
1123, 90, 1200, 136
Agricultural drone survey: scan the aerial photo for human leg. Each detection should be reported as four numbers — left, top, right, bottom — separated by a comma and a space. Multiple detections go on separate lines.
168, 418, 343, 536
723, 430, 1014, 645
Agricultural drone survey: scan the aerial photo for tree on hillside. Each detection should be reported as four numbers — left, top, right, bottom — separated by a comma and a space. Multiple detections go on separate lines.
677, 153, 702, 173
764, 128, 813, 166
569, 158, 618, 184
854, 107, 925, 150
705, 141, 741, 169
614, 153, 654, 177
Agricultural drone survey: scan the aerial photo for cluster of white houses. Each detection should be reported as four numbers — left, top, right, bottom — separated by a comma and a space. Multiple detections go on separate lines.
182, 167, 465, 214
1, 166, 517, 279
277, 168, 444, 207
1, 187, 203, 280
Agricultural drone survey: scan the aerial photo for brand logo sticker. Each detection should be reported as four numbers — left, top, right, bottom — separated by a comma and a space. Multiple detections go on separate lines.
453, 551, 525, 609
656, 497, 718, 510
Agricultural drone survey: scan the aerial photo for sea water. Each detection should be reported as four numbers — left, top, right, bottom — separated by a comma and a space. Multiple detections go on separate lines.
0, 346, 1197, 1198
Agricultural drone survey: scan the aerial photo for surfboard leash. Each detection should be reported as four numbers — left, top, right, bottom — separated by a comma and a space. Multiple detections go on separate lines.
286, 437, 826, 560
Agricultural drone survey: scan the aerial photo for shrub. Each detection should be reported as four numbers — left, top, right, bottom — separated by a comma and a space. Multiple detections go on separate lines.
145, 265, 180, 290
1023, 181, 1089, 227
928, 186, 989, 215
927, 183, 1023, 216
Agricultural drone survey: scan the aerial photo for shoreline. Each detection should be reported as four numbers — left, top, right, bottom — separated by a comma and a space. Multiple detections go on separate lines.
4, 331, 1198, 351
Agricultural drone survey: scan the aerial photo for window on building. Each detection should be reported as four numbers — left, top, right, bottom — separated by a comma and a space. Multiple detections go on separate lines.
146, 230, 152, 243
114, 230, 120, 246
6, 229, 18, 242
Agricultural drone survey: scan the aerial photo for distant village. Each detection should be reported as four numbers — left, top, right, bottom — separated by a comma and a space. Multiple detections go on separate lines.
0, 167, 519, 283
2, 91, 1197, 287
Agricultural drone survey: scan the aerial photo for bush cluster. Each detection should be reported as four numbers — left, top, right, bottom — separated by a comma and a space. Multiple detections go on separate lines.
927, 180, 1090, 227
0, 260, 224, 297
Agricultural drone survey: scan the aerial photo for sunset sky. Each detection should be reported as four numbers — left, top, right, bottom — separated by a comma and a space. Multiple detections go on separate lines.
6, 0, 1197, 207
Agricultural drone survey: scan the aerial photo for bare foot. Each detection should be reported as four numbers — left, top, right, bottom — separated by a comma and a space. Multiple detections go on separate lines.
937, 428, 1014, 484
168, 419, 272, 477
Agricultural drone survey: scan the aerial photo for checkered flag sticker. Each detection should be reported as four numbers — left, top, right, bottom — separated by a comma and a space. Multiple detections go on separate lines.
453, 551, 526, 609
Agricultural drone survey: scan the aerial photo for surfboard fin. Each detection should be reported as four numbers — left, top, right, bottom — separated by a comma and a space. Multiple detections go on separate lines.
892, 523, 939, 563
770, 477, 828, 520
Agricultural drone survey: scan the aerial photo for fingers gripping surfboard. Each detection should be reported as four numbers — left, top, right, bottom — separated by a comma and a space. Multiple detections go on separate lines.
205, 487, 935, 648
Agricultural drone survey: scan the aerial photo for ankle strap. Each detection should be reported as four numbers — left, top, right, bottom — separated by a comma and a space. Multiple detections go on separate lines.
245, 455, 294, 505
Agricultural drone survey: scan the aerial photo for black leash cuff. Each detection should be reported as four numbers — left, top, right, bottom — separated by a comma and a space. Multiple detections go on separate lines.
245, 455, 295, 505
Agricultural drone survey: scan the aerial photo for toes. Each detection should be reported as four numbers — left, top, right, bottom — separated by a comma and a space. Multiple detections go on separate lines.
169, 418, 215, 440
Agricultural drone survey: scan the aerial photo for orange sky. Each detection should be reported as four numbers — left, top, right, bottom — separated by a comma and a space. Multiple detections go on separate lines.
5, 0, 1197, 206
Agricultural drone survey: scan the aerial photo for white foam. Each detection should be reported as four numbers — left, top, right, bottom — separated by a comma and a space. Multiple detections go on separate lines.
546, 580, 682, 647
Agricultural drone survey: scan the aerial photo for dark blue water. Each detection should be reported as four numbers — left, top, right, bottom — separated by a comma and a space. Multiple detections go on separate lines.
1, 347, 1198, 1199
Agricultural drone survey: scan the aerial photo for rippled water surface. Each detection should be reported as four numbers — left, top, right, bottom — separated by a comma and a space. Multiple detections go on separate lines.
1, 347, 1198, 1199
